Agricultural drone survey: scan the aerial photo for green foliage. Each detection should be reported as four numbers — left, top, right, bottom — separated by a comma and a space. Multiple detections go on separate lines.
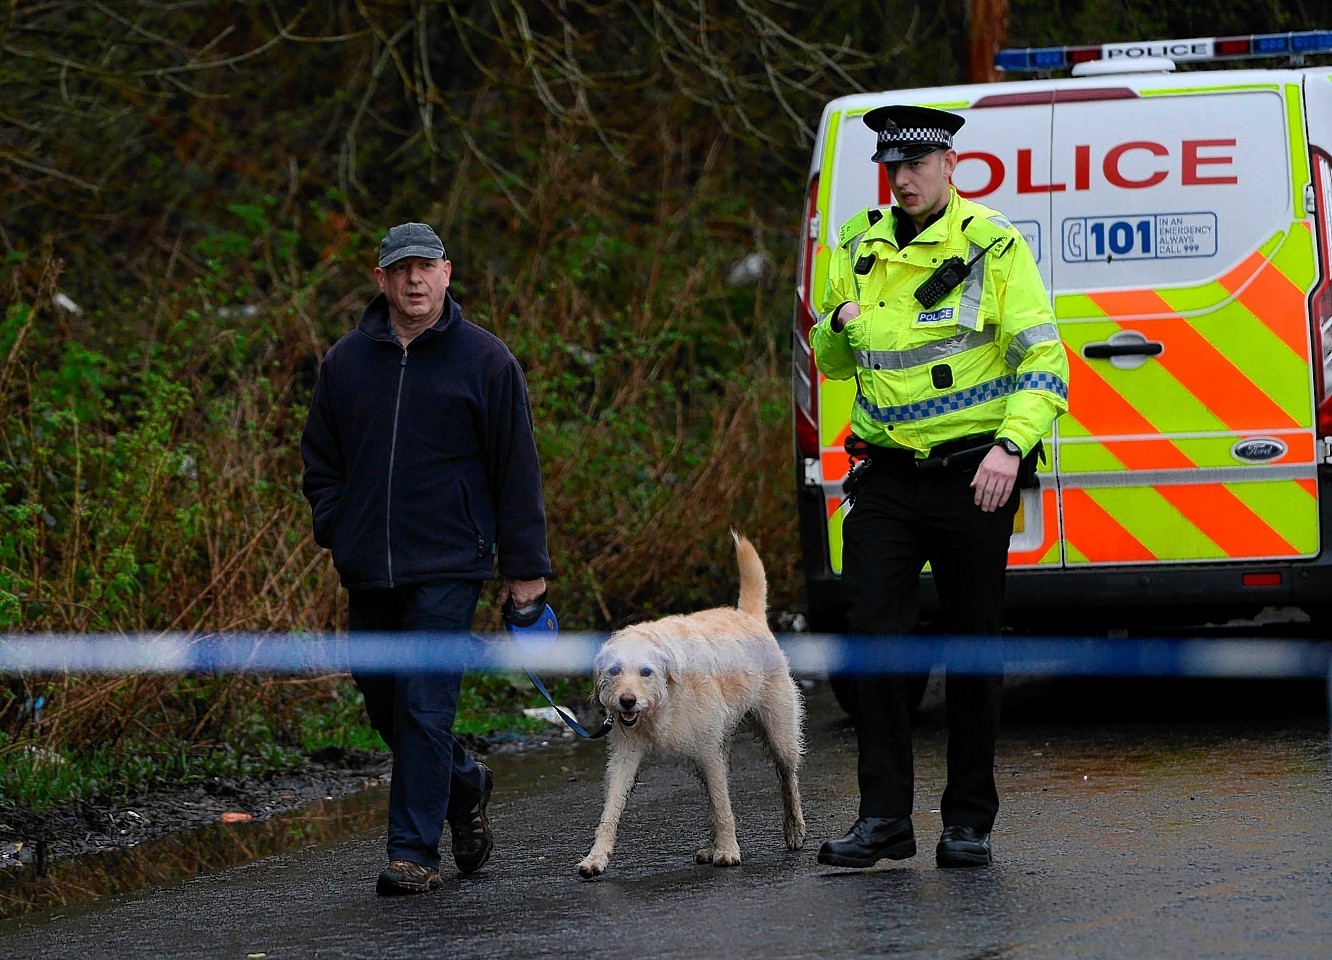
0, 731, 305, 809
454, 671, 594, 737
295, 679, 384, 754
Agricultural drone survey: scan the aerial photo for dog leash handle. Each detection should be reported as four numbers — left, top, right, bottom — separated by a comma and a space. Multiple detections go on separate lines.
502, 596, 613, 740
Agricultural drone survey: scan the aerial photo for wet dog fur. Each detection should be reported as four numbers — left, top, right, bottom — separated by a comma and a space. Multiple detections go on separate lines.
577, 532, 806, 878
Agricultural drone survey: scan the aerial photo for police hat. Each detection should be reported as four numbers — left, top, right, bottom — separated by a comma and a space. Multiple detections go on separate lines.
863, 105, 965, 163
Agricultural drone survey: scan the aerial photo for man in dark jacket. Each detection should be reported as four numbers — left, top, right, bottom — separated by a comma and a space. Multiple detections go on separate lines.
302, 222, 551, 895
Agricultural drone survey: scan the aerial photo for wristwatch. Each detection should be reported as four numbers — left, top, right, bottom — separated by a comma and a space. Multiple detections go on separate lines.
994, 437, 1022, 457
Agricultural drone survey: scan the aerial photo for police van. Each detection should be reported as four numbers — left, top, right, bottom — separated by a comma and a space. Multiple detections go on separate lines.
792, 31, 1332, 632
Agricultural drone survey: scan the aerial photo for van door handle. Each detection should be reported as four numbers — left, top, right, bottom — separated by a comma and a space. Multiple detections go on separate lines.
1082, 340, 1164, 359
1080, 331, 1162, 369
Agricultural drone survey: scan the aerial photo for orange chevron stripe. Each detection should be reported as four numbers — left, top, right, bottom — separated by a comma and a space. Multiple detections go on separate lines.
1065, 350, 1167, 438
1081, 288, 1166, 318
1098, 437, 1193, 469
1063, 489, 1155, 562
1148, 318, 1300, 430
820, 424, 854, 480
821, 449, 848, 482
1284, 434, 1316, 462
1219, 258, 1309, 359
1218, 249, 1266, 290
1156, 484, 1298, 558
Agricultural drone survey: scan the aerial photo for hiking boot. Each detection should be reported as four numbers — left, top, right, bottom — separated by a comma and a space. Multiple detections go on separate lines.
448, 762, 494, 874
376, 859, 442, 895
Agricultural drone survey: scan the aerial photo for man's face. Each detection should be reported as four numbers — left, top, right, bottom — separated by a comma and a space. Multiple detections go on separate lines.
374, 256, 451, 327
885, 148, 957, 223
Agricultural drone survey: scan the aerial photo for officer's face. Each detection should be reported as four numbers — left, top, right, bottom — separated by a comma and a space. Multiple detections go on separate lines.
374, 256, 451, 329
885, 149, 957, 225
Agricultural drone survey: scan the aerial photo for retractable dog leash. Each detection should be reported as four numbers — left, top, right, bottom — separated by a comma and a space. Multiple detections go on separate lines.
502, 595, 612, 740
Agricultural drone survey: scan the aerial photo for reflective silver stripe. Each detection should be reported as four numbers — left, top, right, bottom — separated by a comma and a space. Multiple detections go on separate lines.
957, 242, 985, 330
855, 327, 995, 371
1004, 322, 1062, 369
1059, 463, 1316, 489
988, 214, 1012, 230
847, 234, 864, 298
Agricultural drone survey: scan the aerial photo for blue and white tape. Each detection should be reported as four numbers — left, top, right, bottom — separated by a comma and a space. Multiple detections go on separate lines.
0, 632, 1327, 679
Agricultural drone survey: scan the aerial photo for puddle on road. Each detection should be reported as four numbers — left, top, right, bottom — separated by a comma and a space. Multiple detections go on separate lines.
0, 785, 388, 921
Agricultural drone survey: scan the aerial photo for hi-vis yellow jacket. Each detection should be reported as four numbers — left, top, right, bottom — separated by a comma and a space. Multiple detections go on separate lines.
811, 187, 1070, 457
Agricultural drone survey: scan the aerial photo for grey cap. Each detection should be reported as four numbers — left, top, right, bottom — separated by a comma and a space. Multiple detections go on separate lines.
378, 222, 447, 268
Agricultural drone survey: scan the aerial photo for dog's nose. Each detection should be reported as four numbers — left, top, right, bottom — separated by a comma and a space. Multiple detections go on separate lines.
618, 694, 636, 710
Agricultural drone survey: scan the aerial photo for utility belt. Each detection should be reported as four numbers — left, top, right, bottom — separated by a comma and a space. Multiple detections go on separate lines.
842, 432, 1044, 502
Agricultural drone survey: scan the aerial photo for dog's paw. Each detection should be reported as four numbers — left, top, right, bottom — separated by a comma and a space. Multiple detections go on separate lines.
711, 848, 741, 868
785, 817, 807, 850
577, 855, 607, 878
694, 846, 714, 864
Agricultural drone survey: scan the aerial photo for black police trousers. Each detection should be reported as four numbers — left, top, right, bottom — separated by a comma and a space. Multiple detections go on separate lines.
841, 454, 1019, 832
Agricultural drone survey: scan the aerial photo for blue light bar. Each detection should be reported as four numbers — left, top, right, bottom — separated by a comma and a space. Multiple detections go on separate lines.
996, 29, 1332, 74
1252, 33, 1292, 55
1292, 30, 1332, 53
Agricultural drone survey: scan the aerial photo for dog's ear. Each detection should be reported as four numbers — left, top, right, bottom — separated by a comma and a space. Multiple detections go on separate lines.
657, 649, 679, 684
592, 648, 617, 678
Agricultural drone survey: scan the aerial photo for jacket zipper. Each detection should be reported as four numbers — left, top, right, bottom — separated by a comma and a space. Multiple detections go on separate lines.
386, 348, 408, 586
457, 481, 487, 559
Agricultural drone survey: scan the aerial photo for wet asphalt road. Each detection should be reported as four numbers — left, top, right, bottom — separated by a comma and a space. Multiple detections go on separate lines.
2, 676, 1330, 960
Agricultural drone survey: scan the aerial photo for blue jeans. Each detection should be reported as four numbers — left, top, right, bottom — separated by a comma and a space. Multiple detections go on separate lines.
349, 580, 487, 870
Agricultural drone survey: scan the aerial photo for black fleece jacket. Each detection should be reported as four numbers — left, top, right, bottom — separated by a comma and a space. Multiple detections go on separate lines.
301, 292, 551, 590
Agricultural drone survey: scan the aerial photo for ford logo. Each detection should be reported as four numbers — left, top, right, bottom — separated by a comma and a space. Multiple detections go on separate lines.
1231, 437, 1287, 463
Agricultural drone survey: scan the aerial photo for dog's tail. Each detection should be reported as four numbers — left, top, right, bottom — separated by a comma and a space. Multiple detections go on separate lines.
731, 530, 767, 618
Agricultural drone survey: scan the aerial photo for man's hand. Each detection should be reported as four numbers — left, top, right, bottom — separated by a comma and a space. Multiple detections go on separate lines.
971, 446, 1019, 513
498, 577, 547, 610
831, 300, 861, 332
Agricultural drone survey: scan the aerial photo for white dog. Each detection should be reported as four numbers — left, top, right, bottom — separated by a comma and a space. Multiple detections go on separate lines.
577, 532, 806, 878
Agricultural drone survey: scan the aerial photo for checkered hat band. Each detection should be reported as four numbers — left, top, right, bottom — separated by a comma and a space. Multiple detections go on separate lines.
878, 126, 951, 145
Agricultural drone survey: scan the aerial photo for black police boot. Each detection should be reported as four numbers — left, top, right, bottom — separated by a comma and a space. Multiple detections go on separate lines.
935, 825, 992, 867
817, 817, 916, 868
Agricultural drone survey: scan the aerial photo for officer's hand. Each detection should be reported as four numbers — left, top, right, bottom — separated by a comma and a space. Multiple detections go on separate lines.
830, 301, 861, 332
499, 577, 547, 610
971, 446, 1019, 513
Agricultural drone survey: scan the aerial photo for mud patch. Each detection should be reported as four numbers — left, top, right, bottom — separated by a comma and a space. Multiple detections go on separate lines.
0, 745, 394, 872
0, 731, 569, 919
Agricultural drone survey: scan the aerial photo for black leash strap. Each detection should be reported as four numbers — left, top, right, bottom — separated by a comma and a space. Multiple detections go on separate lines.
522, 667, 613, 739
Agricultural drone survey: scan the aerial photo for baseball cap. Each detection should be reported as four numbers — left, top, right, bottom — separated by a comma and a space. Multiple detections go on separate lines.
378, 222, 447, 268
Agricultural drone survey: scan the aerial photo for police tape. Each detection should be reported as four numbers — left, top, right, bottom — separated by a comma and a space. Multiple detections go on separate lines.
0, 632, 1328, 679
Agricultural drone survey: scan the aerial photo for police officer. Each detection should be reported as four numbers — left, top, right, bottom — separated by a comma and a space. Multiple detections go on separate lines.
811, 105, 1069, 869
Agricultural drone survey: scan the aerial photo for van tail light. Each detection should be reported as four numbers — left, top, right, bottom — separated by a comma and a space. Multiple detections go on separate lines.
1310, 149, 1332, 437
793, 174, 822, 459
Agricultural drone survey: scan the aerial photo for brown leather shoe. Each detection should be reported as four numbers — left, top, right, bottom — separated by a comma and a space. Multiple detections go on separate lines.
376, 859, 442, 895
448, 762, 494, 874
